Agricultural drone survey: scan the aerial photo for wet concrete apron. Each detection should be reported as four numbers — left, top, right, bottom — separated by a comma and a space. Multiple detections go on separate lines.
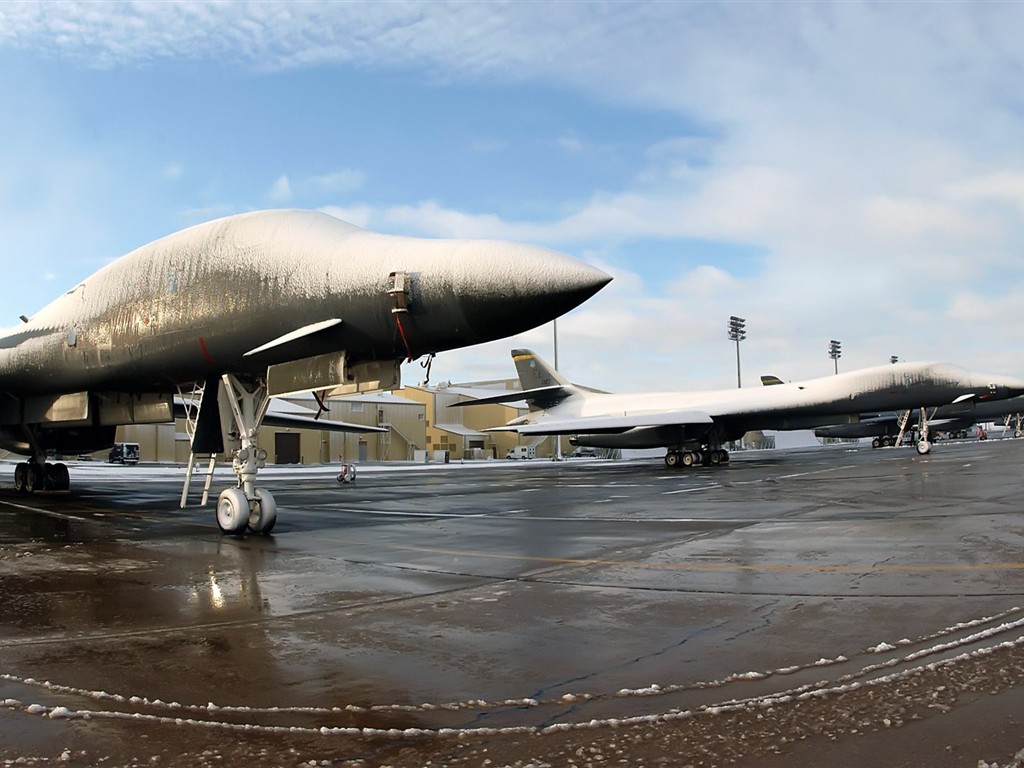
1, 440, 1023, 767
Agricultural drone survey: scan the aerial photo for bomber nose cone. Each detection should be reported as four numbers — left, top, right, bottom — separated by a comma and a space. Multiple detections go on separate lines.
455, 241, 611, 342
973, 371, 1024, 400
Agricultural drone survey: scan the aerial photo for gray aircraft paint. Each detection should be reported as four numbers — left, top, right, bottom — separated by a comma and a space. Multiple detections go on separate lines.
0, 210, 610, 456
0, 210, 609, 394
471, 350, 1024, 452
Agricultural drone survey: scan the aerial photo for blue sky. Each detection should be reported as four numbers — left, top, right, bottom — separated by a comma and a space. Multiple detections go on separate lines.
2, 1, 1024, 392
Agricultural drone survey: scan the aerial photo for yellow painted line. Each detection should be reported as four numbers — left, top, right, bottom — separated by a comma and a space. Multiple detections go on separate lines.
381, 542, 1024, 574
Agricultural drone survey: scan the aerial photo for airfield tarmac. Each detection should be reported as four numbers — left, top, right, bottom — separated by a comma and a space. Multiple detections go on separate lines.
1, 439, 1023, 768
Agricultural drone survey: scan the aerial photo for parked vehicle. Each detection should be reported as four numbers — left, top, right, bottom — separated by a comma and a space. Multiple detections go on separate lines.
108, 442, 140, 465
505, 446, 536, 460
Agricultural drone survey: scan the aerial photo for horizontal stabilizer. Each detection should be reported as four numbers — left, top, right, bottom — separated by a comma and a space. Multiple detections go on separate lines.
244, 318, 343, 357
489, 409, 714, 436
449, 385, 567, 408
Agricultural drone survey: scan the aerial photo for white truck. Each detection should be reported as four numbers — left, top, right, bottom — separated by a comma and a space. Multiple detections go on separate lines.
505, 445, 536, 460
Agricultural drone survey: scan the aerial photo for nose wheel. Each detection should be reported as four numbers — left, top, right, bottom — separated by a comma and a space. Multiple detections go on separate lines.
216, 487, 277, 535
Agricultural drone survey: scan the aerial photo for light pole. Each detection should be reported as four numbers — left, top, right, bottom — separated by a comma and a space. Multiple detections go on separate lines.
553, 319, 562, 461
828, 339, 842, 374
728, 316, 746, 388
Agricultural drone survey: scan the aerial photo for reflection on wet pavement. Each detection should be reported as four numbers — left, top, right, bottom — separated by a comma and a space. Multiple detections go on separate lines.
1, 441, 1024, 766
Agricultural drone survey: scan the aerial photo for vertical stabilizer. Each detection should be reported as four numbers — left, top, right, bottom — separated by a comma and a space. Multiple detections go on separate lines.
511, 349, 569, 390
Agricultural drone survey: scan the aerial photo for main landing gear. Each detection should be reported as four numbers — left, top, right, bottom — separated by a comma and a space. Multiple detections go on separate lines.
870, 407, 936, 455
13, 460, 70, 493
664, 448, 729, 469
214, 374, 277, 536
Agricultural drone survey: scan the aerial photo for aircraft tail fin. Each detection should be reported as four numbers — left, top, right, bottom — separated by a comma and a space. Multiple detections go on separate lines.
511, 349, 570, 389
509, 349, 577, 411
448, 349, 579, 412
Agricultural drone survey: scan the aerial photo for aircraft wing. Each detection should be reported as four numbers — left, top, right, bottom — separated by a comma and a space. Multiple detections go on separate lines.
173, 400, 386, 435
261, 411, 387, 434
488, 410, 714, 435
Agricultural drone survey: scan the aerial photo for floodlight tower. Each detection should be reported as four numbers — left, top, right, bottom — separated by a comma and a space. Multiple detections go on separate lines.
828, 339, 842, 374
728, 316, 746, 388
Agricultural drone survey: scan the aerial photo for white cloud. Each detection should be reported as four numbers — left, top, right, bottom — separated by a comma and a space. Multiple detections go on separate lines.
271, 169, 365, 204
307, 169, 365, 195
558, 135, 584, 154
947, 171, 1024, 213
268, 174, 293, 203
5, 2, 1024, 389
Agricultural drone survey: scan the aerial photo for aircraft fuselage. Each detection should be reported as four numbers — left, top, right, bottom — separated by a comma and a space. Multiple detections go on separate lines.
0, 210, 609, 396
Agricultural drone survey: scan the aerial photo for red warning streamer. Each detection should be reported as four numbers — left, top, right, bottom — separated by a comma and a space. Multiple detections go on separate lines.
394, 314, 413, 362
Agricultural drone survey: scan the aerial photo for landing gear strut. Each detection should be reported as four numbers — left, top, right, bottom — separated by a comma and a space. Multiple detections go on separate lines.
216, 374, 277, 536
915, 408, 932, 456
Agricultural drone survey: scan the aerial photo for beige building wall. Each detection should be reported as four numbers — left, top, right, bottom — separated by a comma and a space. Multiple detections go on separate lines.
325, 393, 426, 463
117, 391, 426, 466
113, 381, 568, 466
398, 385, 537, 460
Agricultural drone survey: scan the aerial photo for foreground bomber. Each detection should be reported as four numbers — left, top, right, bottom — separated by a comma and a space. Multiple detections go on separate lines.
0, 210, 611, 532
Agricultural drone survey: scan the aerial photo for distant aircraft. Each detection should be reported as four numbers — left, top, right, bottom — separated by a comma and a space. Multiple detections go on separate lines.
813, 398, 1024, 447
455, 349, 1024, 469
0, 210, 610, 533
761, 373, 1024, 447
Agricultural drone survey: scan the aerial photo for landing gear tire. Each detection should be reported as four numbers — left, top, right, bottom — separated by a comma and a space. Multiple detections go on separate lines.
54, 463, 70, 491
14, 463, 26, 493
664, 452, 681, 469
25, 463, 42, 493
681, 451, 696, 467
43, 463, 69, 491
1016, 430, 1022, 439
248, 489, 277, 535
216, 488, 250, 535
709, 450, 723, 466
916, 440, 931, 456
871, 437, 881, 449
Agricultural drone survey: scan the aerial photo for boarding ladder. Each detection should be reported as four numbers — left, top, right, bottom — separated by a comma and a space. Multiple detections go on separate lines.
177, 382, 219, 508
893, 409, 913, 448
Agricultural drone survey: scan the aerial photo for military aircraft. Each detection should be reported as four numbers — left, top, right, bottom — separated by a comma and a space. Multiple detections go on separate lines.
455, 349, 1024, 469
0, 210, 610, 533
813, 398, 1024, 446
